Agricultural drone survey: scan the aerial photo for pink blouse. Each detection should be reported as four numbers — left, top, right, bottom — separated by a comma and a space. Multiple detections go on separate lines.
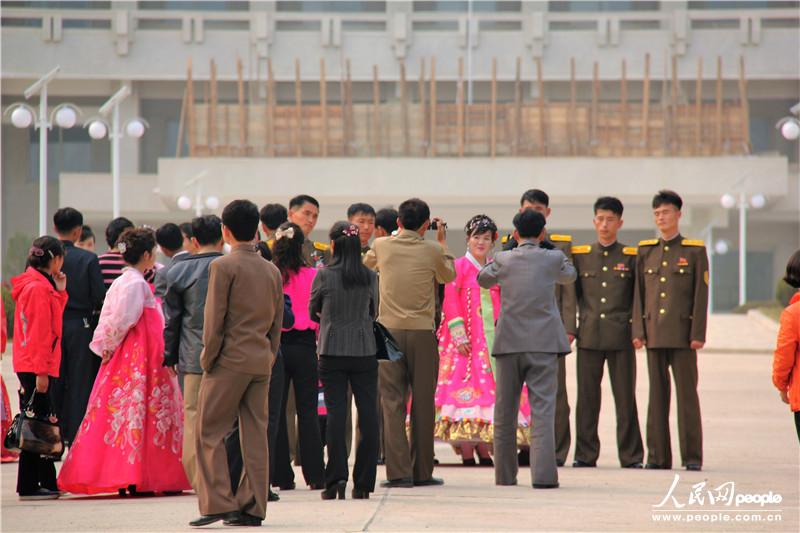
283, 266, 319, 333
90, 267, 161, 356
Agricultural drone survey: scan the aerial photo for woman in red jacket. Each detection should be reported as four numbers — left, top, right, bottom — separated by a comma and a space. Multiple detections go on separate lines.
11, 236, 68, 500
2, 297, 20, 463
773, 250, 800, 443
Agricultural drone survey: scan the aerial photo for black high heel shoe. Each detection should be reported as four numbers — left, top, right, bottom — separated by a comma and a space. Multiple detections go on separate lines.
321, 481, 346, 500
352, 488, 370, 500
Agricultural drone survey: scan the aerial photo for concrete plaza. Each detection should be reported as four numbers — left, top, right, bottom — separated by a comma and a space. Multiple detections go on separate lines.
1, 314, 797, 532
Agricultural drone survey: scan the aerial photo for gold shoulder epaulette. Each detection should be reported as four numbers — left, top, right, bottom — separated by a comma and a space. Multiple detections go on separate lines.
550, 234, 572, 243
639, 239, 659, 246
622, 247, 638, 256
681, 239, 705, 247
501, 234, 511, 244
314, 241, 330, 251
571, 245, 591, 254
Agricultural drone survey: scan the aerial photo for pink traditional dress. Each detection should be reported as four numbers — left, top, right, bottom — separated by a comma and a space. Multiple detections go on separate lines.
58, 267, 190, 495
435, 254, 532, 447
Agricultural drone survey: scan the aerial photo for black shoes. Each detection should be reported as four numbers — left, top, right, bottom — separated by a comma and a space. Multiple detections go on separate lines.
380, 477, 414, 488
309, 482, 325, 490
533, 482, 560, 489
518, 450, 530, 466
645, 463, 670, 470
352, 488, 370, 499
572, 460, 596, 468
268, 489, 280, 502
686, 464, 702, 471
223, 512, 262, 527
321, 481, 347, 500
19, 488, 60, 501
462, 458, 477, 466
413, 477, 444, 487
189, 511, 240, 527
275, 481, 295, 490
623, 462, 644, 469
556, 459, 566, 467
478, 457, 494, 467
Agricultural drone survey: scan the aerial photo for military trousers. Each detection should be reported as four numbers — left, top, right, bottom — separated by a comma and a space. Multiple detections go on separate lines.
574, 347, 643, 466
645, 348, 703, 468
555, 357, 571, 463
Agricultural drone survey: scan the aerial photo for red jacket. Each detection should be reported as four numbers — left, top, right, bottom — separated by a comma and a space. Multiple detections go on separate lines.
773, 295, 800, 412
11, 268, 68, 377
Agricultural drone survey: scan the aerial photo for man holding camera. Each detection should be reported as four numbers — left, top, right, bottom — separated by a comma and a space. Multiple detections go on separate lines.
364, 198, 456, 487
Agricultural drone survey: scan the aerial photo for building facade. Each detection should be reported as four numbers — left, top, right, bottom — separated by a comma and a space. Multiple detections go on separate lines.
2, 0, 799, 310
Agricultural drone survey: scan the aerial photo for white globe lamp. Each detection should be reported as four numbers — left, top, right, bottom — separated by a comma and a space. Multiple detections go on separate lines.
177, 195, 192, 211
55, 107, 77, 129
780, 120, 800, 141
204, 196, 220, 210
714, 240, 729, 255
88, 121, 108, 140
11, 107, 33, 129
125, 119, 145, 139
720, 193, 737, 210
749, 194, 766, 209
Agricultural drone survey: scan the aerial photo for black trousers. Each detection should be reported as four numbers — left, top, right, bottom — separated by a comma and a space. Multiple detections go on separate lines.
16, 373, 58, 495
226, 351, 286, 493
52, 317, 99, 445
274, 332, 325, 487
319, 356, 378, 492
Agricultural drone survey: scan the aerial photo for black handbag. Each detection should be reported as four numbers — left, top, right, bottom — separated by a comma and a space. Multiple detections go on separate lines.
373, 322, 403, 362
4, 391, 64, 459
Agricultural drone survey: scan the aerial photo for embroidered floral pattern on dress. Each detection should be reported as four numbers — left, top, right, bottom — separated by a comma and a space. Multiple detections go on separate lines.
103, 369, 147, 464
149, 382, 183, 454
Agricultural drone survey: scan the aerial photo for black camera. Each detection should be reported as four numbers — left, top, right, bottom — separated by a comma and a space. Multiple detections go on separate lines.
429, 220, 447, 231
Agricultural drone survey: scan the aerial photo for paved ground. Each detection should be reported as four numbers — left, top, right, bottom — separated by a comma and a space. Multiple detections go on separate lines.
1, 314, 797, 532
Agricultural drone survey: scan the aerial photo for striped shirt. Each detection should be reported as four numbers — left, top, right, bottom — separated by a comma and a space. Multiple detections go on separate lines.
98, 251, 155, 289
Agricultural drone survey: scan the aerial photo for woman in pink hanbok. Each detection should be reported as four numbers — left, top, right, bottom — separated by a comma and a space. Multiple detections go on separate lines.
58, 228, 189, 496
435, 215, 531, 465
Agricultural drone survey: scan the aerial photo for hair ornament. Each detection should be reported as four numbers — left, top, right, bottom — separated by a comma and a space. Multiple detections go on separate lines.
342, 224, 359, 238
29, 246, 45, 258
118, 242, 128, 253
275, 226, 295, 241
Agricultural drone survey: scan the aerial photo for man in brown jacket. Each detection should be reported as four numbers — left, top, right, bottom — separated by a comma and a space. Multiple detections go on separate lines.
633, 190, 708, 472
190, 200, 284, 528
502, 189, 577, 466
364, 198, 456, 487
571, 197, 644, 469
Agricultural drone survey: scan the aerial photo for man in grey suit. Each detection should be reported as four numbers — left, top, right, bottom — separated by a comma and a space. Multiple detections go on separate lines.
478, 209, 576, 489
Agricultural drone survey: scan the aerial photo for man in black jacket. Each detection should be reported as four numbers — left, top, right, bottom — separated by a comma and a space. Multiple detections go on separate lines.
51, 207, 106, 446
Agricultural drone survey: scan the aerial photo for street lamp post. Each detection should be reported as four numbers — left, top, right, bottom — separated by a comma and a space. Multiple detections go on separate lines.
776, 102, 800, 248
721, 190, 766, 307
6, 66, 83, 235
86, 86, 148, 219
177, 172, 219, 217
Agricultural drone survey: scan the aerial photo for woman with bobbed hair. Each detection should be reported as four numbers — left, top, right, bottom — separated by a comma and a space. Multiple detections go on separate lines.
773, 249, 800, 442
58, 228, 190, 496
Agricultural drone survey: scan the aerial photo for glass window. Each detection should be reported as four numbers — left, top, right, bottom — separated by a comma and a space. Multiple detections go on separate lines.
276, 1, 387, 12
2, 1, 111, 8
548, 1, 659, 12
28, 127, 110, 182
688, 1, 798, 9
137, 1, 250, 11
413, 1, 522, 12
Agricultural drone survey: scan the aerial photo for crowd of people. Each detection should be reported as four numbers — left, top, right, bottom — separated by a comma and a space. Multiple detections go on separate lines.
2, 188, 799, 528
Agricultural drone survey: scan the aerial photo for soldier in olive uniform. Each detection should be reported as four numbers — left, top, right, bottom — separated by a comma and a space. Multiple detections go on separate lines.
633, 190, 708, 472
571, 197, 644, 469
288, 194, 331, 267
502, 189, 577, 466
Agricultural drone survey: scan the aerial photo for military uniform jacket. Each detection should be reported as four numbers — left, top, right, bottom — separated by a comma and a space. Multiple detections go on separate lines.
572, 241, 637, 351
632, 234, 709, 349
503, 233, 578, 336
302, 238, 331, 268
